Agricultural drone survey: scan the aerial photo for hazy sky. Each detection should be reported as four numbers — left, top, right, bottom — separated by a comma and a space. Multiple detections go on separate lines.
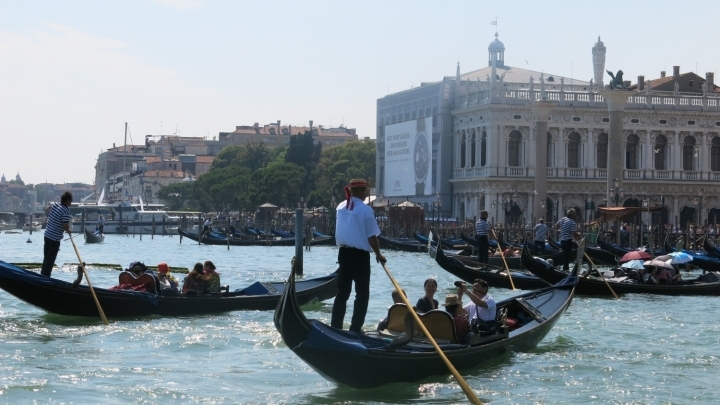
1, 0, 718, 186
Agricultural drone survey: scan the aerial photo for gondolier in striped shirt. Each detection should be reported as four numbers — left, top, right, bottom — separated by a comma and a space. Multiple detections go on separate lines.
475, 210, 495, 265
331, 179, 387, 333
41, 192, 73, 277
555, 208, 580, 271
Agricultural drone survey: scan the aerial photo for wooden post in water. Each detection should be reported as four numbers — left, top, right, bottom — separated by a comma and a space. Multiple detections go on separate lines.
294, 208, 303, 276
152, 215, 155, 240
198, 213, 202, 245
138, 214, 142, 240
81, 209, 86, 240
180, 214, 184, 244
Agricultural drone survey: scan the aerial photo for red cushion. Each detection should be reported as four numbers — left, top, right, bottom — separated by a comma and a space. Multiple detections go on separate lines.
505, 317, 520, 330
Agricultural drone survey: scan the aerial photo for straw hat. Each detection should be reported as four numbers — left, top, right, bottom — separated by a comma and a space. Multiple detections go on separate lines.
443, 294, 461, 307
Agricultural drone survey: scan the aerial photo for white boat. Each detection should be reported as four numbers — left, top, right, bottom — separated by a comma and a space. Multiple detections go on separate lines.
68, 201, 180, 235
22, 222, 42, 232
0, 212, 17, 231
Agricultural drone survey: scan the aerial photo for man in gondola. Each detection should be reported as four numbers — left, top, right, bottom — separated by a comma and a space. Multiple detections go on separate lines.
555, 209, 580, 271
97, 213, 106, 235
331, 179, 387, 334
475, 210, 495, 265
41, 191, 73, 277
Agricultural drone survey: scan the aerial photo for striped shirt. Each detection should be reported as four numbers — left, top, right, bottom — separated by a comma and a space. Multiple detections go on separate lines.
475, 218, 491, 236
45, 202, 70, 241
557, 217, 577, 241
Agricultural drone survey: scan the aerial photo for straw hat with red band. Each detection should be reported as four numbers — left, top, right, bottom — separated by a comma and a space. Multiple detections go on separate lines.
344, 178, 371, 211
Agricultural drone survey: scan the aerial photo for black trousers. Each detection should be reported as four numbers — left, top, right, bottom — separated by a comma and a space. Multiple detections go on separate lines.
533, 240, 545, 255
98, 225, 104, 234
41, 237, 61, 277
477, 235, 489, 264
561, 239, 573, 271
331, 247, 371, 332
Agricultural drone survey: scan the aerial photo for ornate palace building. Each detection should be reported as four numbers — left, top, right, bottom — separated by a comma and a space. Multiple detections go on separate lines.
376, 34, 720, 229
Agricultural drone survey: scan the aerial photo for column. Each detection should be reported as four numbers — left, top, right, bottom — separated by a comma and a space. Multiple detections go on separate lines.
532, 101, 556, 222
701, 132, 710, 173
557, 127, 566, 168
673, 131, 681, 172
488, 124, 500, 169
644, 130, 653, 170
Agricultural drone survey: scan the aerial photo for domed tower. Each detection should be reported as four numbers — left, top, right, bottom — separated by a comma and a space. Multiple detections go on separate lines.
592, 36, 606, 87
0, 173, 5, 184
488, 33, 505, 67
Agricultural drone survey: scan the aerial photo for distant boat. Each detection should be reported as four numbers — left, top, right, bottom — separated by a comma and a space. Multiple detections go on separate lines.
68, 201, 180, 235
85, 229, 105, 244
0, 212, 17, 231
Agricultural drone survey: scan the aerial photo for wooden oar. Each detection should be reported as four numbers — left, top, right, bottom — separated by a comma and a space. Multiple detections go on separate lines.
496, 248, 516, 290
582, 250, 619, 300
380, 262, 482, 405
68, 232, 109, 325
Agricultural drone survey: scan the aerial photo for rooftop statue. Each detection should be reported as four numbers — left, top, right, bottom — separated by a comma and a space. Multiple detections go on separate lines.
606, 69, 625, 90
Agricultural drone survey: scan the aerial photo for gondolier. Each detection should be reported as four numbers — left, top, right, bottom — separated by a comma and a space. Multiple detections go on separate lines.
475, 210, 494, 265
331, 178, 386, 333
555, 209, 579, 271
41, 192, 73, 277
97, 214, 106, 234
533, 219, 547, 254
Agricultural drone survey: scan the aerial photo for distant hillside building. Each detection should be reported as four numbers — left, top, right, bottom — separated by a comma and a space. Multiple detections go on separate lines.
219, 121, 359, 148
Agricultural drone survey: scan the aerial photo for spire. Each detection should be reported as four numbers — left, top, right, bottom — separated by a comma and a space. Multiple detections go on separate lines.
456, 61, 460, 81
592, 36, 606, 87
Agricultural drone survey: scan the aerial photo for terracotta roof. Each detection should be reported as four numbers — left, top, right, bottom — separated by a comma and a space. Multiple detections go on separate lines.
141, 170, 186, 178
196, 156, 215, 163
145, 156, 162, 164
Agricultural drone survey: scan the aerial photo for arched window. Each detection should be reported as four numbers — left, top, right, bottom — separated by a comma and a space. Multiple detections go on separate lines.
568, 132, 581, 168
460, 133, 466, 168
654, 134, 667, 170
470, 132, 476, 167
508, 131, 522, 166
480, 131, 487, 167
547, 132, 553, 167
626, 134, 639, 169
712, 137, 720, 172
597, 133, 608, 169
683, 136, 696, 170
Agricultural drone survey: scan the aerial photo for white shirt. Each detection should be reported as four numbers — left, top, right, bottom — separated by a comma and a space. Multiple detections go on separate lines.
463, 294, 496, 322
335, 197, 381, 252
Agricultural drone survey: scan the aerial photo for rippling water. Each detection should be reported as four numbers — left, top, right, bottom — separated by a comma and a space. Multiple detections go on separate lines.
1, 231, 719, 404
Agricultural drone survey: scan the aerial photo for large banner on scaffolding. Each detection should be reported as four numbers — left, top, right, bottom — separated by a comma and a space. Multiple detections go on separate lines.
384, 117, 432, 197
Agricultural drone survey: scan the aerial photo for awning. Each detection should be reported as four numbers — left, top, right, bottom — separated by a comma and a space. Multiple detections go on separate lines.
597, 206, 663, 222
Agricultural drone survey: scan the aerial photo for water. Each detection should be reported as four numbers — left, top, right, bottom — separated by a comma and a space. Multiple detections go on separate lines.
1, 231, 719, 404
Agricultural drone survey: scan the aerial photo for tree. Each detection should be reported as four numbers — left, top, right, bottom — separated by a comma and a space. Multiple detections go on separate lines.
312, 140, 376, 205
158, 182, 197, 211
285, 131, 322, 196
251, 162, 306, 207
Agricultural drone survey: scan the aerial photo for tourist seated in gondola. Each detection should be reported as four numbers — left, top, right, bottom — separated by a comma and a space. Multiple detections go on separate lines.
182, 262, 206, 294
458, 278, 496, 332
203, 260, 221, 293
442, 294, 470, 342
128, 261, 149, 276
156, 262, 179, 291
642, 268, 659, 285
415, 278, 438, 313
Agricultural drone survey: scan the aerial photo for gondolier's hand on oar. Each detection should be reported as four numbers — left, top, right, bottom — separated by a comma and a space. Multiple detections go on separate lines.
369, 235, 387, 265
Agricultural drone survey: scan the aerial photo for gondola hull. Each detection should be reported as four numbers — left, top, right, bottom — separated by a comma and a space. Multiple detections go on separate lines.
274, 255, 578, 388
0, 261, 338, 318
434, 244, 550, 290
662, 238, 720, 272
179, 229, 335, 246
377, 235, 427, 253
84, 229, 105, 244
521, 243, 720, 296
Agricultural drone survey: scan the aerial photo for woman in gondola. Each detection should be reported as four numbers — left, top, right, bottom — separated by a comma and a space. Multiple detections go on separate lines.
442, 294, 470, 341
415, 278, 438, 313
202, 260, 221, 293
182, 262, 206, 294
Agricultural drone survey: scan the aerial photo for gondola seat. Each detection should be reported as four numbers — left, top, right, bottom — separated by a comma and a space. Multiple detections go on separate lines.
118, 271, 160, 294
380, 304, 459, 344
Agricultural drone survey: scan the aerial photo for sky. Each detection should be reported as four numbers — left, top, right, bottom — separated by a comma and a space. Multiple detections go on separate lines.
1, 0, 718, 186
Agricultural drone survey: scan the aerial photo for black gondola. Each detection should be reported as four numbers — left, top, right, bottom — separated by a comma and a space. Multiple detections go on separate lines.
179, 229, 336, 246
274, 252, 579, 388
377, 235, 427, 253
661, 237, 720, 272
521, 242, 720, 296
703, 237, 720, 259
84, 229, 105, 244
0, 261, 338, 317
434, 243, 550, 290
547, 236, 617, 266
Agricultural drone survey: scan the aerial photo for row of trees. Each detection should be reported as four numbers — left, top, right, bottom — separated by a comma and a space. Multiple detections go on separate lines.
158, 131, 377, 212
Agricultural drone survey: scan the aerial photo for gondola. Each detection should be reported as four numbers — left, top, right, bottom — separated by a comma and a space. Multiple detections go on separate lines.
662, 237, 720, 272
442, 240, 568, 271
459, 232, 512, 250
703, 237, 720, 259
0, 260, 338, 317
179, 229, 336, 246
597, 238, 666, 258
274, 251, 578, 388
521, 242, 720, 296
377, 235, 427, 253
84, 229, 105, 244
547, 236, 617, 266
434, 242, 550, 290
415, 232, 465, 250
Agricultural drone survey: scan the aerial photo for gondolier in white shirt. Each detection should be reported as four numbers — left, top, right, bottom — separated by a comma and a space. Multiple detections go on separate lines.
555, 209, 580, 271
331, 178, 387, 333
41, 192, 73, 277
97, 214, 106, 235
475, 210, 496, 265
